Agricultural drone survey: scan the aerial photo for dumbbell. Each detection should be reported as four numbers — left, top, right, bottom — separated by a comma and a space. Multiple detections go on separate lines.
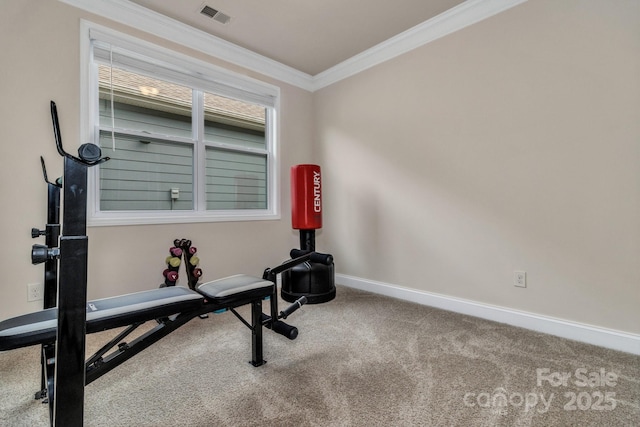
163, 269, 179, 282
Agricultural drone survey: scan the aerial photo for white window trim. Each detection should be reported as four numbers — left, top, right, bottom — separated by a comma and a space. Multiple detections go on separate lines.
80, 21, 280, 226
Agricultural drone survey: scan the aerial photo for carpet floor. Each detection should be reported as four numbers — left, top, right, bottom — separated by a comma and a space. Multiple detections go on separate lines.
1, 285, 638, 426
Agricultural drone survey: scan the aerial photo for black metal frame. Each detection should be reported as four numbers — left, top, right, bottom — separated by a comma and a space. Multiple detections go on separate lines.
31, 156, 61, 310
50, 101, 109, 426
84, 296, 270, 384
31, 157, 61, 414
30, 101, 326, 426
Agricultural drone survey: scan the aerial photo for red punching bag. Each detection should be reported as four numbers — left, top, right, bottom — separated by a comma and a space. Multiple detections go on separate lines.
283, 164, 335, 304
291, 164, 322, 230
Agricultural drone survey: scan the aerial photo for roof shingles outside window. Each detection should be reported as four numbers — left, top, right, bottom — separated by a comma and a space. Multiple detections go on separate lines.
99, 66, 265, 131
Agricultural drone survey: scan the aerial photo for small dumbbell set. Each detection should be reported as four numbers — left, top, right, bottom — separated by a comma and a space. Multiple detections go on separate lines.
0, 102, 335, 426
162, 239, 203, 289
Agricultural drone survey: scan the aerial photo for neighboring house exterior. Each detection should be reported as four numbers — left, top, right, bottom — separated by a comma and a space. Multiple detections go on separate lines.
98, 65, 267, 212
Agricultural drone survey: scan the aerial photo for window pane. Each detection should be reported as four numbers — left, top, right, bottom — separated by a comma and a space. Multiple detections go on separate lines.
99, 65, 192, 139
99, 131, 194, 211
206, 148, 267, 210
203, 92, 266, 150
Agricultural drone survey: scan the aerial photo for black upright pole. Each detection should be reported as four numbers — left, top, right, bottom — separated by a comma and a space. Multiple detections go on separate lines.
43, 179, 61, 309
34, 163, 61, 406
53, 155, 89, 426
299, 229, 315, 252
47, 101, 108, 427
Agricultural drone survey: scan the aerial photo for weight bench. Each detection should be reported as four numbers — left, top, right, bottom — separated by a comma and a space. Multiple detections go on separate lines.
6, 102, 331, 426
0, 274, 299, 416
0, 275, 273, 352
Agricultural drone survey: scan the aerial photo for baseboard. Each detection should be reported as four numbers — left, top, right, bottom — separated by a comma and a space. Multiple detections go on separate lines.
336, 274, 640, 355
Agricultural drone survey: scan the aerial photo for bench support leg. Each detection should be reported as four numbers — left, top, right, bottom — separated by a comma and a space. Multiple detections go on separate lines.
251, 299, 265, 366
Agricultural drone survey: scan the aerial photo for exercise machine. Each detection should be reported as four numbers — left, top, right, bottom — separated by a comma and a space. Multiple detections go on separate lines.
0, 102, 332, 426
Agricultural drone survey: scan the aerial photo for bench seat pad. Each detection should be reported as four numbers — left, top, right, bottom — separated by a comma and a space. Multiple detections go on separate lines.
198, 274, 273, 304
0, 286, 203, 351
0, 276, 273, 352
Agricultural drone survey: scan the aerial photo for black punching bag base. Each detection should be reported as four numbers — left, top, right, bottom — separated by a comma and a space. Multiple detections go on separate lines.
281, 262, 336, 304
282, 287, 336, 304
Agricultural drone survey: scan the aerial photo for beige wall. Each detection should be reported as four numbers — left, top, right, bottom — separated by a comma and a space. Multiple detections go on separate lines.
314, 0, 640, 334
1, 0, 638, 337
0, 1, 313, 318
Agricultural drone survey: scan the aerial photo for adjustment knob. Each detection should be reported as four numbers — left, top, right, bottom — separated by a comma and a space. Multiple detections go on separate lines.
32, 228, 46, 238
32, 244, 60, 265
78, 143, 102, 162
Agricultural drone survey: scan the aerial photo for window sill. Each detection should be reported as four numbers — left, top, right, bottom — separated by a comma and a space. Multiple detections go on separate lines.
88, 210, 280, 227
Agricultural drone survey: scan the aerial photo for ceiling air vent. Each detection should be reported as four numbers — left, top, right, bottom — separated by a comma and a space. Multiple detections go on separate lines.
200, 4, 231, 24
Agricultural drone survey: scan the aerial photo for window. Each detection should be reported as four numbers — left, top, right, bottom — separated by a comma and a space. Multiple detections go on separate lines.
83, 24, 279, 225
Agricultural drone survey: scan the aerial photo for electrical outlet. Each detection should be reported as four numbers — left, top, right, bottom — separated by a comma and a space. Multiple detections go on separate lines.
514, 271, 526, 288
28, 283, 44, 302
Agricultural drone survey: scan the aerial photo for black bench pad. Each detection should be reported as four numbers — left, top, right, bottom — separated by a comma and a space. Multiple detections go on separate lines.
197, 274, 273, 306
0, 275, 274, 352
0, 286, 203, 351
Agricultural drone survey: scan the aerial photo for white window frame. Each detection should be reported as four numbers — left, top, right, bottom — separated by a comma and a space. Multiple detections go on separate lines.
80, 21, 280, 226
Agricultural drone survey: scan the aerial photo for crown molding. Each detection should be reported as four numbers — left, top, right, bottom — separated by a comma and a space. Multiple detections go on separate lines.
59, 0, 527, 92
312, 0, 528, 90
58, 0, 316, 91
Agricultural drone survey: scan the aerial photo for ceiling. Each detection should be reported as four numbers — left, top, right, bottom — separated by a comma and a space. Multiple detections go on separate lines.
129, 0, 467, 76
